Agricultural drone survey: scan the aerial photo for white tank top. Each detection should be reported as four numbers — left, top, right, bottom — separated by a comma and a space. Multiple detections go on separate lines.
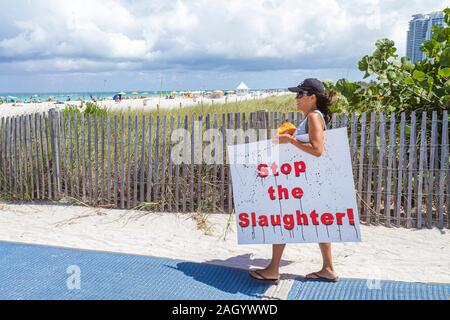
294, 110, 326, 143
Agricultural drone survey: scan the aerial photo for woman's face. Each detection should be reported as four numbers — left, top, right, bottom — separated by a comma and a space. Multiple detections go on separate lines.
296, 92, 317, 114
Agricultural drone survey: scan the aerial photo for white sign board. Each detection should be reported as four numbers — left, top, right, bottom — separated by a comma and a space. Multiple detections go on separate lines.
227, 128, 361, 245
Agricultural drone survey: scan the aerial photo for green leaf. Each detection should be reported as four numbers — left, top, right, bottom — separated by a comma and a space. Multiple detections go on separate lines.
358, 56, 370, 72
387, 70, 397, 80
438, 67, 450, 78
404, 77, 414, 85
440, 47, 450, 67
412, 70, 426, 81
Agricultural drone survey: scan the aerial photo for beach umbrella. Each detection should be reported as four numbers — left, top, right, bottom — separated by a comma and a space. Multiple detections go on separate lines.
141, 92, 148, 95
132, 92, 139, 95
118, 91, 126, 95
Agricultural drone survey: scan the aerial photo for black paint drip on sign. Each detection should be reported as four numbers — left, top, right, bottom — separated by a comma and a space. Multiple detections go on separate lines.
273, 174, 284, 238
299, 198, 305, 241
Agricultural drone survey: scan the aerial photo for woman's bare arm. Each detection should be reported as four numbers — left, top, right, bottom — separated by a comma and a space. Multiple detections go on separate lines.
288, 113, 325, 157
272, 113, 325, 157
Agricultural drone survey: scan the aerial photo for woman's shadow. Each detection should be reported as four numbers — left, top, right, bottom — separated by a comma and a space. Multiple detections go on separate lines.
166, 254, 296, 299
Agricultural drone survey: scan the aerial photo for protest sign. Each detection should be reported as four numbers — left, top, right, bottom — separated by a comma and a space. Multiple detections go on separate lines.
227, 128, 361, 245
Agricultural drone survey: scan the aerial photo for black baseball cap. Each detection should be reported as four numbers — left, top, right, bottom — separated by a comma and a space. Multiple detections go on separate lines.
288, 78, 326, 94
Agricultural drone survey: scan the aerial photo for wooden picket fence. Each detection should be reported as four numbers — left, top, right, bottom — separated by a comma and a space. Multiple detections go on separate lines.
0, 109, 448, 229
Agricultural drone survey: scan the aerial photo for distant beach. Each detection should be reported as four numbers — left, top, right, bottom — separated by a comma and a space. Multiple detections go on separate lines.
0, 90, 289, 118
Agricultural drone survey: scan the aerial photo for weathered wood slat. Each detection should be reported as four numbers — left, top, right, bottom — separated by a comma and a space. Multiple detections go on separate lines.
37, 115, 46, 199
18, 116, 23, 198
182, 116, 188, 212
1, 118, 5, 194
227, 113, 233, 214
80, 113, 87, 200
332, 113, 338, 129
160, 116, 168, 211
30, 115, 39, 199
203, 114, 211, 212
1, 118, 6, 195
26, 115, 34, 199
23, 116, 29, 198
100, 116, 105, 205
406, 112, 417, 228
21, 116, 27, 199
341, 113, 349, 128
416, 112, 427, 228
107, 116, 112, 204
140, 116, 146, 203
350, 113, 358, 181
174, 116, 181, 212
196, 116, 203, 211
74, 113, 80, 198
438, 110, 448, 229
120, 116, 125, 209
190, 115, 196, 212
167, 116, 175, 211
133, 116, 139, 208
220, 113, 226, 212
114, 116, 119, 206
395, 113, 406, 227
7, 117, 11, 195
384, 113, 396, 227
153, 116, 160, 203
53, 110, 61, 196
87, 114, 92, 203
364, 112, 377, 224
427, 111, 438, 228
375, 113, 386, 224
146, 116, 153, 202
212, 114, 219, 212
12, 117, 18, 197
127, 115, 132, 209
60, 112, 67, 197
357, 112, 367, 217
93, 116, 99, 205
10, 117, 16, 196
43, 114, 52, 199
67, 113, 73, 197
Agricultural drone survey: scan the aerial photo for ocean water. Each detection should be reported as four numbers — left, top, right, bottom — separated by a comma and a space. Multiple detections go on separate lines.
0, 91, 172, 102
0, 89, 278, 103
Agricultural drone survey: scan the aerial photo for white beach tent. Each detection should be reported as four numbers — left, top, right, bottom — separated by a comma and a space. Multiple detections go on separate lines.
236, 82, 249, 96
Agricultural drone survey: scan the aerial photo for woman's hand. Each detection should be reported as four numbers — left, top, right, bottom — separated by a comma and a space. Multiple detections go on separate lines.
272, 134, 294, 145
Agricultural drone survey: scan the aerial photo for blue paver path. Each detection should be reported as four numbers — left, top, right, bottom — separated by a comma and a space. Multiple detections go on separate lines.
0, 241, 448, 300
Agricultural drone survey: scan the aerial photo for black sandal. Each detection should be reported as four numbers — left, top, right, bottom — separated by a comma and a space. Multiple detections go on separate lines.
305, 272, 339, 283
249, 270, 280, 285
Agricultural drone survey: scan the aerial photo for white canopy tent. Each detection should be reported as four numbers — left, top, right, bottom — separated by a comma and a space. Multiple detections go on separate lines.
236, 82, 249, 96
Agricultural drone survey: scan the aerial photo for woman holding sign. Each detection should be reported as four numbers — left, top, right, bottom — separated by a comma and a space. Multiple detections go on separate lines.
249, 78, 339, 284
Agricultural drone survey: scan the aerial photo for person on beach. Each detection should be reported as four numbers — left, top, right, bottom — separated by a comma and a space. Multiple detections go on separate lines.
249, 78, 339, 284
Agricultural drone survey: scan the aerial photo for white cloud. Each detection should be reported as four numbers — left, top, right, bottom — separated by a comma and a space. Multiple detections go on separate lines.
0, 0, 449, 76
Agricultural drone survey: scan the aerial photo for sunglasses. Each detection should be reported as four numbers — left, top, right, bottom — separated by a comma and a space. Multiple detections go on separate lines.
295, 91, 312, 99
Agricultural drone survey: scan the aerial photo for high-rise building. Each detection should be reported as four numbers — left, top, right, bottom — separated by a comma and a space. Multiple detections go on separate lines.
406, 11, 445, 63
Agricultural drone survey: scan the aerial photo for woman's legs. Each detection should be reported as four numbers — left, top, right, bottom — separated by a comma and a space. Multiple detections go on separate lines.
306, 243, 338, 279
250, 243, 338, 280
250, 244, 286, 279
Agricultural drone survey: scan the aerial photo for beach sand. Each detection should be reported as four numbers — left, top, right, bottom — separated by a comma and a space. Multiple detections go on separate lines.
0, 93, 281, 118
0, 202, 448, 287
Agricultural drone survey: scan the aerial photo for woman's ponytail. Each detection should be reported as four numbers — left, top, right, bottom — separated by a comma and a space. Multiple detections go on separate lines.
314, 90, 337, 124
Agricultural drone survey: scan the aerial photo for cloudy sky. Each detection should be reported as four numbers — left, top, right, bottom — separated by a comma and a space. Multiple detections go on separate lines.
0, 0, 448, 93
